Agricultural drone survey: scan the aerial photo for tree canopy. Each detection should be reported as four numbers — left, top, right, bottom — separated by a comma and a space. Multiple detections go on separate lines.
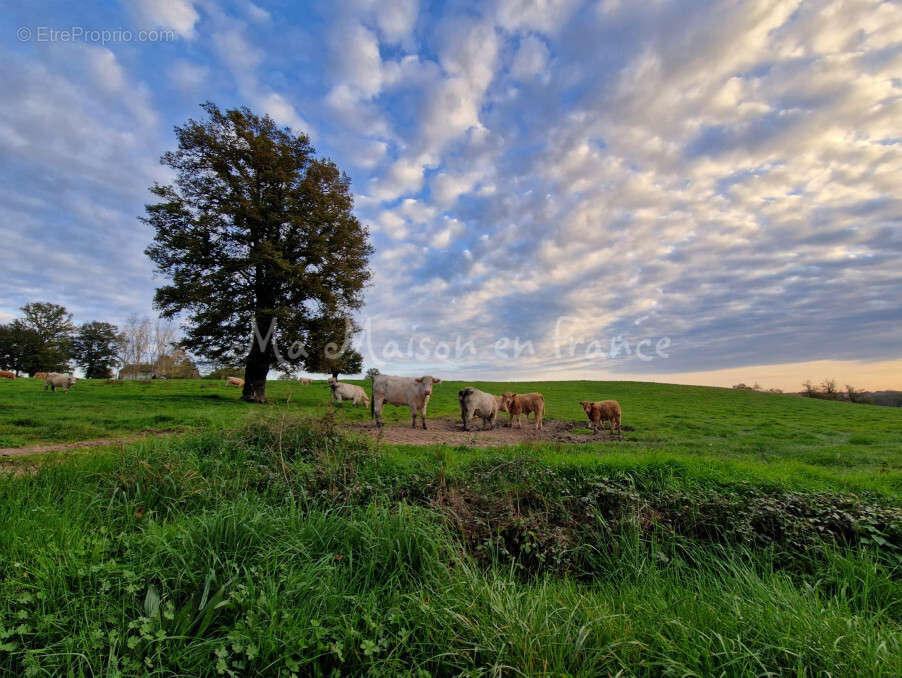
144, 103, 373, 402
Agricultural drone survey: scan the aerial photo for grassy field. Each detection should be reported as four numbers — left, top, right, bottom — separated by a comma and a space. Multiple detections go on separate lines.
1, 378, 901, 675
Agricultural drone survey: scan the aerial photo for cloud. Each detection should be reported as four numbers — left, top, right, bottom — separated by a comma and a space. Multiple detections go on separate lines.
209, 14, 312, 135
169, 59, 209, 92
510, 34, 550, 80
3, 0, 901, 383
133, 0, 200, 39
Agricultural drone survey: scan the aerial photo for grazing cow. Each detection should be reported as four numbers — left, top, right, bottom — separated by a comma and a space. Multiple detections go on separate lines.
45, 373, 76, 393
500, 392, 545, 430
371, 374, 442, 429
34, 372, 48, 380
458, 387, 502, 430
328, 378, 370, 407
579, 400, 623, 440
226, 376, 244, 387
298, 377, 312, 385
0, 370, 15, 380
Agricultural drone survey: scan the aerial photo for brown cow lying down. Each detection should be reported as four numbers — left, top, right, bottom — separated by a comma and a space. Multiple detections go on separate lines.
580, 400, 623, 440
0, 370, 15, 380
298, 377, 312, 385
226, 376, 244, 387
34, 372, 48, 380
500, 392, 545, 430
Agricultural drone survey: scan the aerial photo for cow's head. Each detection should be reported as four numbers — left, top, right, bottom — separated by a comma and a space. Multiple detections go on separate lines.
579, 401, 591, 415
415, 376, 441, 397
500, 392, 517, 410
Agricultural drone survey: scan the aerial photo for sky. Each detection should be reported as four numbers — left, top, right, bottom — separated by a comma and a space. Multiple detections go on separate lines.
1, 0, 901, 390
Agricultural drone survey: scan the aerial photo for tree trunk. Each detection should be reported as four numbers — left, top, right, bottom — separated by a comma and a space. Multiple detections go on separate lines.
331, 370, 339, 380
242, 337, 271, 403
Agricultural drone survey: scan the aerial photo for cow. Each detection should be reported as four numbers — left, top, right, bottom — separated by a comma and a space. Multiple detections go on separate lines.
500, 392, 545, 430
45, 373, 76, 392
226, 376, 244, 387
298, 377, 313, 385
34, 372, 48, 380
0, 370, 15, 380
580, 400, 623, 440
458, 387, 502, 431
328, 378, 370, 407
371, 374, 442, 429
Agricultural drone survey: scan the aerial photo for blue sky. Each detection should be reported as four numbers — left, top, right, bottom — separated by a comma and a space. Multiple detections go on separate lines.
1, 0, 901, 387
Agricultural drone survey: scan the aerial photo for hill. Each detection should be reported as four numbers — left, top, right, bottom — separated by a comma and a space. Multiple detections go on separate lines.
1, 378, 900, 675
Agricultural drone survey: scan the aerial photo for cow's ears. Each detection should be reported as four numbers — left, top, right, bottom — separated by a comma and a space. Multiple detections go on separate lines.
414, 377, 424, 383
432, 378, 442, 384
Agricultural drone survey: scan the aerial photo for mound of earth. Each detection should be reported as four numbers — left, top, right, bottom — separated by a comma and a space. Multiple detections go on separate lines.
347, 416, 632, 447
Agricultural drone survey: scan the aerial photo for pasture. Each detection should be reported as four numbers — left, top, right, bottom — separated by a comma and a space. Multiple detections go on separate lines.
1, 378, 901, 675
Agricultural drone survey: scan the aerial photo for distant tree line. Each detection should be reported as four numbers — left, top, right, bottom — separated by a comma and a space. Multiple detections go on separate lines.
800, 378, 900, 406
731, 383, 783, 393
0, 302, 198, 379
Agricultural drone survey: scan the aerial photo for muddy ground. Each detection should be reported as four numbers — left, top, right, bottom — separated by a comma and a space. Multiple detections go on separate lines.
348, 416, 633, 447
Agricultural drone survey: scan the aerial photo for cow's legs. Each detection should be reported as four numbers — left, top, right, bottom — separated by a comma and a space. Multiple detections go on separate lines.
374, 397, 385, 427
409, 404, 418, 428
420, 405, 428, 430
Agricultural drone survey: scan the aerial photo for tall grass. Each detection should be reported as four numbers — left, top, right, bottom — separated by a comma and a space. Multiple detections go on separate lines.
1, 422, 900, 676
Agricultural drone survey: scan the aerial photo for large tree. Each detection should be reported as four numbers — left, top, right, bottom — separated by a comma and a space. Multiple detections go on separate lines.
18, 302, 75, 372
144, 103, 373, 402
72, 321, 122, 379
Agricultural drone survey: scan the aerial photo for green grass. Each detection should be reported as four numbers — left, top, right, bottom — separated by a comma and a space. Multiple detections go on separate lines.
1, 423, 900, 676
1, 379, 901, 675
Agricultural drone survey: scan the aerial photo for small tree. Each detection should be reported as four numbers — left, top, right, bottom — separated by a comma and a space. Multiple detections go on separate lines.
302, 315, 363, 380
365, 367, 380, 381
117, 315, 152, 377
821, 378, 839, 400
144, 103, 373, 402
72, 321, 122, 379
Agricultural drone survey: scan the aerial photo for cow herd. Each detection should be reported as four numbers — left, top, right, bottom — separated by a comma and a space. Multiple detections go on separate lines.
2, 371, 624, 438
328, 375, 624, 439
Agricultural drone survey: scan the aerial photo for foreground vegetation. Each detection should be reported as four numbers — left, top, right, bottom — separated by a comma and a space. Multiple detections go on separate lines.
1, 380, 901, 675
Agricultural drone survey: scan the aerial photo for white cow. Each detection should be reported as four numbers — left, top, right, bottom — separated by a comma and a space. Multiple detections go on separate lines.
371, 374, 442, 429
45, 373, 77, 393
328, 378, 370, 407
458, 387, 502, 431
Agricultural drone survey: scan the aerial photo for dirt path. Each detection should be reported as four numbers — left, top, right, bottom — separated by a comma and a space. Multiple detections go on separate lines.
0, 430, 178, 459
1, 418, 631, 462
348, 416, 631, 446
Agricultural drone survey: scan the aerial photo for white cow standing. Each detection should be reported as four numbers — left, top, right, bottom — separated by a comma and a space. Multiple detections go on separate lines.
371, 374, 442, 429
45, 373, 77, 393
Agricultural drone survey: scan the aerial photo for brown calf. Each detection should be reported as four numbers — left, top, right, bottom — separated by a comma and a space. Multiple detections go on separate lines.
226, 376, 244, 387
579, 400, 622, 440
500, 392, 545, 430
0, 370, 15, 380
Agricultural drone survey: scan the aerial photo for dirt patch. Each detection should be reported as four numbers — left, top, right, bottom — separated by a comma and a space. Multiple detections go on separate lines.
348, 416, 633, 447
0, 429, 179, 459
